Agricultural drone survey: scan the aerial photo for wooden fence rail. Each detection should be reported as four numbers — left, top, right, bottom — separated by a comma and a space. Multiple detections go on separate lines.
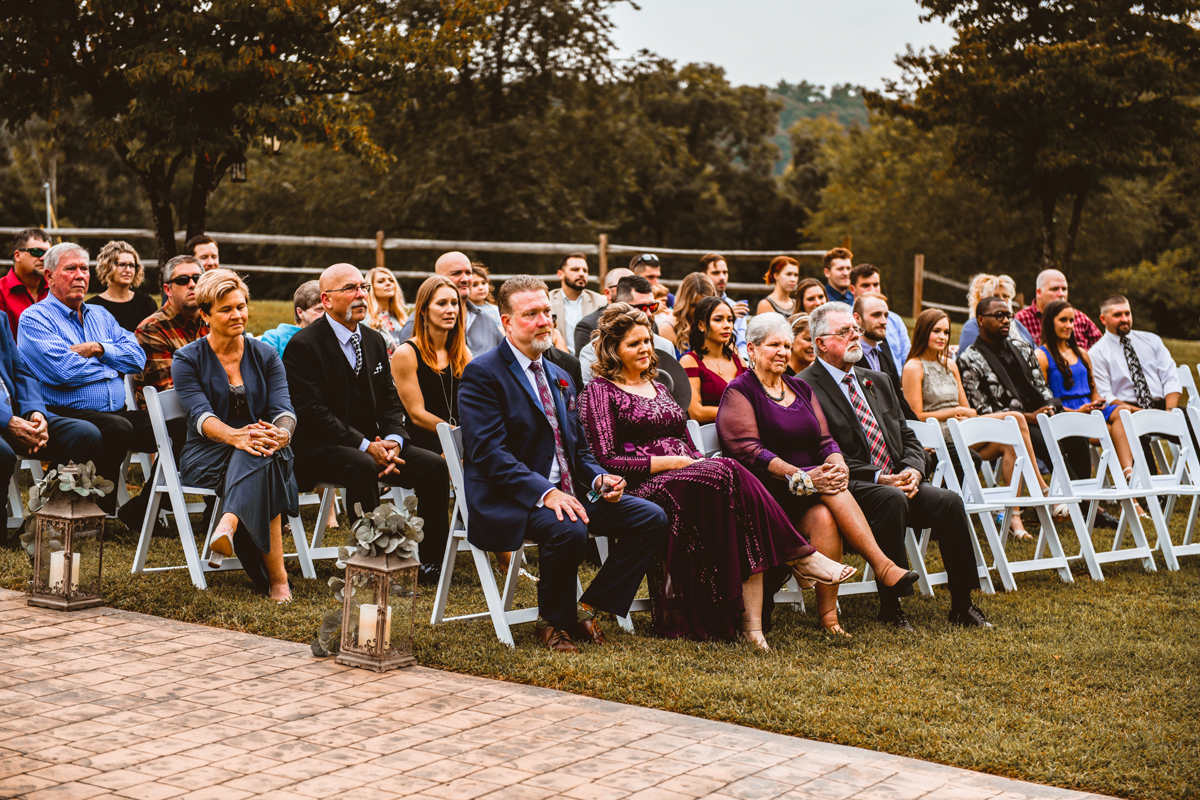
912, 254, 971, 318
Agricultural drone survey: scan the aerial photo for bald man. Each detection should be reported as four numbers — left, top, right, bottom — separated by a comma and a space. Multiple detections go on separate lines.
284, 264, 451, 584
572, 268, 634, 356
1014, 268, 1102, 348
397, 251, 505, 354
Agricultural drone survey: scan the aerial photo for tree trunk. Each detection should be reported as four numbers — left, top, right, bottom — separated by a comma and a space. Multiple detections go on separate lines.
1039, 192, 1058, 272
113, 145, 179, 268
186, 153, 216, 242
1060, 189, 1089, 280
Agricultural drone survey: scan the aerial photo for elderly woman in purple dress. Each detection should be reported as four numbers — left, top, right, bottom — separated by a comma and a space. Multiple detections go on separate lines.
577, 303, 857, 650
718, 313, 920, 637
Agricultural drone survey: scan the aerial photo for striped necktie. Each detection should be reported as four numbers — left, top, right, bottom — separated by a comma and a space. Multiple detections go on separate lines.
843, 374, 893, 475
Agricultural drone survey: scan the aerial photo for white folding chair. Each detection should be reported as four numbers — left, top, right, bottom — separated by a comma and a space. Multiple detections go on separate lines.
948, 416, 1079, 587
289, 484, 409, 563
1120, 407, 1200, 571
1038, 410, 1156, 579
131, 387, 315, 590
906, 419, 1001, 594
687, 420, 721, 457
1178, 364, 1200, 410
429, 423, 540, 646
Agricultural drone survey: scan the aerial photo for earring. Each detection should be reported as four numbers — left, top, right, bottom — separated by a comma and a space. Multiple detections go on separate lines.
750, 358, 756, 370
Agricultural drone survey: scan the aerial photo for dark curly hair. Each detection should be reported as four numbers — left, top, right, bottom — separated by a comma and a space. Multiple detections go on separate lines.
590, 302, 659, 384
1042, 299, 1091, 392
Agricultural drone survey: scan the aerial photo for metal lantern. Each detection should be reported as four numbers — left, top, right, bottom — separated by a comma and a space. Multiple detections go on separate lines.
336, 552, 419, 672
28, 463, 106, 611
229, 160, 248, 182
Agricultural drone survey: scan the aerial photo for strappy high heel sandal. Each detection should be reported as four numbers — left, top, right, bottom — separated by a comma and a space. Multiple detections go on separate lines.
790, 551, 857, 587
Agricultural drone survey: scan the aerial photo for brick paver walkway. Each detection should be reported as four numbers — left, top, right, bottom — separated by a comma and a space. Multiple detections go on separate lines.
0, 589, 1114, 800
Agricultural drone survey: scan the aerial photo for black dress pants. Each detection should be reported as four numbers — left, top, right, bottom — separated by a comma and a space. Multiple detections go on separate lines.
849, 479, 980, 607
523, 494, 667, 631
46, 407, 159, 514
294, 443, 451, 569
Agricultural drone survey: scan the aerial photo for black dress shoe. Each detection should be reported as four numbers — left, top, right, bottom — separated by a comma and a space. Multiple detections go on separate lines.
949, 604, 994, 628
877, 607, 917, 633
417, 564, 442, 586
1091, 508, 1121, 530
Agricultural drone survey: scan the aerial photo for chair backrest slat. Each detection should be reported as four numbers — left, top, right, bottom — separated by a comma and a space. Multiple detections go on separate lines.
143, 387, 183, 481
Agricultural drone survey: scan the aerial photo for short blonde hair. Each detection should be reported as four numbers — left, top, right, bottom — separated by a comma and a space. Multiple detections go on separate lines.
195, 269, 250, 314
95, 241, 145, 288
591, 303, 659, 384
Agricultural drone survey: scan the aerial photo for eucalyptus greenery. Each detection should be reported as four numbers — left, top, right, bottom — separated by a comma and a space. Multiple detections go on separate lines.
311, 497, 424, 657
19, 462, 114, 557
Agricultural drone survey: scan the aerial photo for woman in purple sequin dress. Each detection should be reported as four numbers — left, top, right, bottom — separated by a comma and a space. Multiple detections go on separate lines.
578, 304, 856, 649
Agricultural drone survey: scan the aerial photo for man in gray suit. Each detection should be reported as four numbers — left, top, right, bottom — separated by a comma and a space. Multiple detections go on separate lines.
397, 252, 504, 354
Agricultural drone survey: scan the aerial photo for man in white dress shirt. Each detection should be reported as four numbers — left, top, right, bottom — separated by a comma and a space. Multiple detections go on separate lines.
1089, 295, 1181, 412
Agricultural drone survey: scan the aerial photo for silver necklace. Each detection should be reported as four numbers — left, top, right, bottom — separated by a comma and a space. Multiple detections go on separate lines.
436, 353, 456, 426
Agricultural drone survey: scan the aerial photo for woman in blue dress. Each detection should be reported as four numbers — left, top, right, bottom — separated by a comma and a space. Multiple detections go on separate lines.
172, 270, 300, 601
1034, 299, 1143, 512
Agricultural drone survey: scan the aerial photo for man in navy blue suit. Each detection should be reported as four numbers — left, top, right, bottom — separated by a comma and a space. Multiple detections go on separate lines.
0, 312, 101, 543
458, 276, 668, 653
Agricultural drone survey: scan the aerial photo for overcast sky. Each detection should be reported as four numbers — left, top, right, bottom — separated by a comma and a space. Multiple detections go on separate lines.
607, 0, 957, 91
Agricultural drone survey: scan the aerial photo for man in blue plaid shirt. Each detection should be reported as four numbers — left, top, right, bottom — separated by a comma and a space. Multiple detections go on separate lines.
18, 243, 152, 517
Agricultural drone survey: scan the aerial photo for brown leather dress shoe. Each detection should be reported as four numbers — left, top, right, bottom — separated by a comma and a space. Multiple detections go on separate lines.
571, 618, 608, 646
535, 625, 578, 653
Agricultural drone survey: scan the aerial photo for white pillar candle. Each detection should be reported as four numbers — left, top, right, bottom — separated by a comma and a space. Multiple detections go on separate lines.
48, 551, 65, 590
358, 604, 379, 648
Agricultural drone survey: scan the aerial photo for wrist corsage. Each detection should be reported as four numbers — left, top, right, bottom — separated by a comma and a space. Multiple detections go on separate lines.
788, 469, 816, 497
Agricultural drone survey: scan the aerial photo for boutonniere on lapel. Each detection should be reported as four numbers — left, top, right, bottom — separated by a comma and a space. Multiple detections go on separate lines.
862, 378, 874, 394
557, 378, 575, 411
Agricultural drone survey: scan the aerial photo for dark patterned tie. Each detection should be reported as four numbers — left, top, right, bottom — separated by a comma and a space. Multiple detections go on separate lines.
1120, 334, 1153, 408
843, 374, 893, 475
528, 361, 574, 495
866, 345, 881, 372
350, 332, 362, 376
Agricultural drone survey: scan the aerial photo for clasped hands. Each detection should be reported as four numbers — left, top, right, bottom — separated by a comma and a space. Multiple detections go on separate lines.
232, 420, 291, 458
366, 437, 404, 477
7, 412, 48, 453
880, 466, 922, 498
544, 474, 626, 523
800, 461, 849, 494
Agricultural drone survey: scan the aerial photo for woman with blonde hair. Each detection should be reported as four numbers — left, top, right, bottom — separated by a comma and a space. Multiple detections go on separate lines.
756, 256, 799, 316
579, 303, 856, 648
365, 267, 408, 356
392, 276, 470, 456
785, 313, 815, 376
957, 273, 1033, 352
668, 271, 718, 352
87, 240, 157, 331
173, 269, 299, 600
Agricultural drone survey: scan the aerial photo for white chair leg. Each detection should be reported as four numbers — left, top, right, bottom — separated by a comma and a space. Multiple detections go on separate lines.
289, 513, 315, 580
977, 511, 1016, 592
471, 544, 514, 647
311, 487, 336, 550
130, 466, 165, 576
430, 532, 464, 625
116, 452, 132, 507
905, 528, 933, 597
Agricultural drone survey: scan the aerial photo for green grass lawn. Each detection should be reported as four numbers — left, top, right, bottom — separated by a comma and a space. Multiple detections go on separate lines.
2, 307, 1197, 799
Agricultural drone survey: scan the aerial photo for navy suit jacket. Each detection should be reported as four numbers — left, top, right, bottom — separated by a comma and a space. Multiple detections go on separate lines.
458, 339, 604, 551
0, 315, 47, 427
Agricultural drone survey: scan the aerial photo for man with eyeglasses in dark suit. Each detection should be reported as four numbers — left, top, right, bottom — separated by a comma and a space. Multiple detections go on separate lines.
1, 228, 50, 338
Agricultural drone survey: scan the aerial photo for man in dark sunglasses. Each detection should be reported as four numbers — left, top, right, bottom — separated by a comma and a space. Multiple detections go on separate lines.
134, 255, 208, 407
1, 228, 51, 338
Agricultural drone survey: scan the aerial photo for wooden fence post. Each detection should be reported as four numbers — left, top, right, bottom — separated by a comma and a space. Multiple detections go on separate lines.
841, 235, 852, 250
912, 254, 924, 319
598, 233, 608, 289
375, 230, 385, 270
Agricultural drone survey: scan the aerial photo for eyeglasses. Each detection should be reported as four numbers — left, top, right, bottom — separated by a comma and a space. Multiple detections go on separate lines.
981, 310, 1013, 321
821, 325, 864, 339
326, 283, 370, 295
169, 274, 199, 286
17, 248, 47, 258
115, 261, 138, 270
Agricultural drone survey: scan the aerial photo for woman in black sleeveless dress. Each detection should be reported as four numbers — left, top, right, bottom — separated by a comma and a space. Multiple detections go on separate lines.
391, 276, 472, 455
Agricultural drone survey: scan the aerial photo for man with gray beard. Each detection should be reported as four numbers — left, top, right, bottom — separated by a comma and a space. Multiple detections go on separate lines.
284, 264, 450, 583
799, 302, 991, 632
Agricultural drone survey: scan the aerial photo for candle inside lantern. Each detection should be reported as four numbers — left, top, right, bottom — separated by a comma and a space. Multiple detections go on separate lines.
358, 604, 379, 648
47, 551, 79, 592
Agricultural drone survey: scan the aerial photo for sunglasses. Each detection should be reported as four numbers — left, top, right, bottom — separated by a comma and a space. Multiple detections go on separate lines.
636, 254, 660, 266
17, 247, 47, 258
169, 274, 199, 286
632, 303, 658, 315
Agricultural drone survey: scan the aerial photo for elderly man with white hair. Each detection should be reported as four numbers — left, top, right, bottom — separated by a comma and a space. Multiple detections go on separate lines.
1014, 268, 1102, 348
18, 243, 151, 518
396, 251, 504, 354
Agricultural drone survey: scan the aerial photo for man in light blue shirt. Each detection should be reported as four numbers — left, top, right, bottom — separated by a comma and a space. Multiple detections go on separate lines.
18, 243, 150, 514
700, 253, 748, 358
849, 264, 910, 368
